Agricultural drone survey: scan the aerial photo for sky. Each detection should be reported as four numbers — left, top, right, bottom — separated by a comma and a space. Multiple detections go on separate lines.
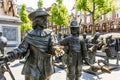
16, 0, 76, 14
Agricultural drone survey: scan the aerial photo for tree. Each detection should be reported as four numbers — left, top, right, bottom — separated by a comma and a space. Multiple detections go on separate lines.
38, 0, 43, 8
50, 0, 69, 33
76, 0, 116, 36
19, 4, 32, 38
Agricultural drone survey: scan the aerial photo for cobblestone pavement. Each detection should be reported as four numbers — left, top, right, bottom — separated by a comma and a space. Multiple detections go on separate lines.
4, 56, 120, 80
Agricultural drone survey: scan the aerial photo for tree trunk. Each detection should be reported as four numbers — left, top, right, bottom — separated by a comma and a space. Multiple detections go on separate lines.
59, 26, 62, 33
91, 1, 95, 37
21, 32, 26, 40
92, 14, 95, 37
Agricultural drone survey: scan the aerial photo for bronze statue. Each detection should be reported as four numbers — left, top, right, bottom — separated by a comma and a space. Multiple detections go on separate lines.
82, 32, 89, 65
60, 20, 87, 80
0, 31, 7, 57
1, 8, 63, 80
87, 32, 101, 64
106, 35, 117, 58
2, 0, 17, 17
103, 35, 119, 64
84, 59, 111, 77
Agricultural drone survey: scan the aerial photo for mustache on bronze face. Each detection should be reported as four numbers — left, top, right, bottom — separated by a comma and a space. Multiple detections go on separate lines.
32, 22, 41, 29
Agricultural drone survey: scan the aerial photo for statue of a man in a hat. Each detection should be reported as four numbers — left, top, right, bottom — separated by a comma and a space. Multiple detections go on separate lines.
87, 32, 101, 64
2, 8, 63, 80
59, 20, 88, 80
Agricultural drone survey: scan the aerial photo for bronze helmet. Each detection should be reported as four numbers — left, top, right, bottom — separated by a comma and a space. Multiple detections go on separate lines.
28, 8, 49, 21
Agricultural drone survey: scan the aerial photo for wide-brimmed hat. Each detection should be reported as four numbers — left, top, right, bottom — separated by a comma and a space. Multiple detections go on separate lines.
28, 8, 49, 21
94, 32, 100, 37
70, 20, 79, 27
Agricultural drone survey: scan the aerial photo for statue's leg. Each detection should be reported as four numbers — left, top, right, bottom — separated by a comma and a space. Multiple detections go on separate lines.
90, 52, 96, 64
45, 76, 51, 80
105, 49, 110, 64
25, 75, 31, 80
116, 52, 119, 65
75, 77, 81, 80
106, 54, 109, 64
67, 65, 76, 80
25, 75, 39, 80
75, 73, 81, 80
93, 52, 96, 63
89, 51, 92, 64
75, 64, 82, 80
88, 53, 91, 64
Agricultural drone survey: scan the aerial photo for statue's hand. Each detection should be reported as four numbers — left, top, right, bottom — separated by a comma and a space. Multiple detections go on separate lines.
5, 52, 15, 62
53, 46, 65, 57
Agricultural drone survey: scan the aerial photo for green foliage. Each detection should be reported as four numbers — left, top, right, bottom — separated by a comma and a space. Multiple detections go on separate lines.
38, 0, 43, 8
50, 0, 69, 27
20, 22, 32, 32
76, 0, 117, 35
76, 0, 115, 20
19, 4, 30, 23
19, 4, 32, 33
56, 0, 63, 4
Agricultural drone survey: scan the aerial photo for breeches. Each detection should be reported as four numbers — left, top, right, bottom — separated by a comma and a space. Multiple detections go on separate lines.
67, 60, 82, 80
25, 75, 51, 80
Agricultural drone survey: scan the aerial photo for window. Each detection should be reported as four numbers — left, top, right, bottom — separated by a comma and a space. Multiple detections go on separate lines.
106, 14, 112, 20
100, 15, 104, 20
86, 16, 90, 23
115, 11, 120, 18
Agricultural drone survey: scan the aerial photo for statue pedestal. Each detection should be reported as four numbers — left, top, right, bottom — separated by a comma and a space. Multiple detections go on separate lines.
0, 15, 22, 52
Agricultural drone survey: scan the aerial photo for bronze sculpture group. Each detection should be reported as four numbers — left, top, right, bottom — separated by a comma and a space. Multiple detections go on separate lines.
102, 35, 119, 65
0, 8, 119, 80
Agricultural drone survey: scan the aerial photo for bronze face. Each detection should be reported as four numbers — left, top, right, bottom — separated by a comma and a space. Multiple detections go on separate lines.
32, 16, 48, 29
70, 27, 79, 36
